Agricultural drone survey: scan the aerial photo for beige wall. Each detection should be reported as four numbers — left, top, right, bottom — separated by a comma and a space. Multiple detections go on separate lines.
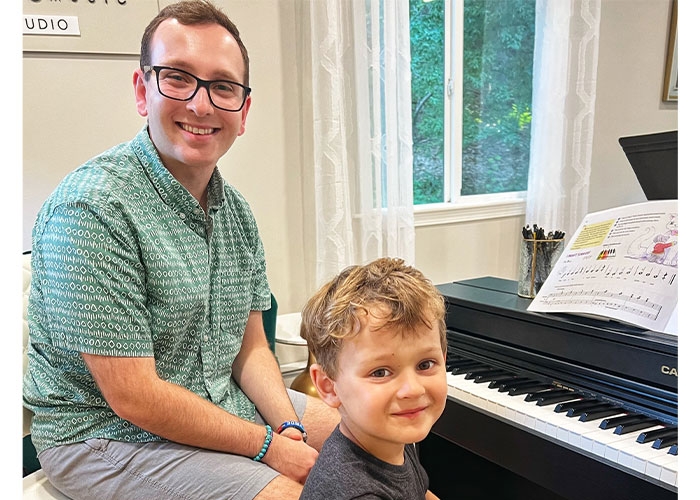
589, 0, 678, 212
22, 0, 677, 314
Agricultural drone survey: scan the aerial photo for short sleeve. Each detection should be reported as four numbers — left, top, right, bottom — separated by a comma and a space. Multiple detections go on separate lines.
31, 201, 154, 356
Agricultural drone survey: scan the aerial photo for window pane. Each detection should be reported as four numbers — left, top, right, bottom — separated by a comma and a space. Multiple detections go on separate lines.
410, 0, 445, 205
461, 0, 535, 196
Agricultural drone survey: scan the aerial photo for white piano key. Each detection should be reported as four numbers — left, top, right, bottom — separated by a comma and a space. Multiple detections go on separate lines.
643, 455, 678, 488
447, 383, 481, 410
449, 373, 532, 428
582, 423, 663, 459
645, 452, 677, 482
517, 412, 537, 430
659, 456, 678, 487
603, 425, 665, 462
619, 444, 671, 475
486, 399, 507, 418
446, 371, 678, 488
589, 428, 636, 457
549, 403, 622, 438
608, 432, 656, 463
561, 414, 616, 449
503, 405, 518, 422
613, 437, 647, 464
544, 421, 559, 438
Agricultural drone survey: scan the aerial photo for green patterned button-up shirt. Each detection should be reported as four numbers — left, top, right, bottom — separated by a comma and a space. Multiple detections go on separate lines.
23, 126, 270, 453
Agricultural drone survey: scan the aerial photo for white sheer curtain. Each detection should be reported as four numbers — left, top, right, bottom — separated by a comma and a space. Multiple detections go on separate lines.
526, 0, 601, 238
298, 0, 415, 289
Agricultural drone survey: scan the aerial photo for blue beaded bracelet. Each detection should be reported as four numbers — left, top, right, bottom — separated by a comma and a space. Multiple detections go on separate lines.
253, 425, 273, 462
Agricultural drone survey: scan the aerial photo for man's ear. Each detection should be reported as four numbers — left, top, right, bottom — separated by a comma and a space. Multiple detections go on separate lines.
237, 95, 252, 136
133, 69, 148, 118
309, 363, 341, 409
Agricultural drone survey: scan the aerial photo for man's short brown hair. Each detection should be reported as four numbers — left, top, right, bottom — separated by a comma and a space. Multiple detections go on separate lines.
140, 0, 250, 86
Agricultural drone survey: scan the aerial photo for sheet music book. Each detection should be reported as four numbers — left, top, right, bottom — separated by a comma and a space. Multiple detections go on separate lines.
527, 200, 678, 335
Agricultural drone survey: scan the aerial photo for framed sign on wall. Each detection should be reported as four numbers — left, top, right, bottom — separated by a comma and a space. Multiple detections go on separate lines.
662, 0, 678, 102
23, 0, 159, 55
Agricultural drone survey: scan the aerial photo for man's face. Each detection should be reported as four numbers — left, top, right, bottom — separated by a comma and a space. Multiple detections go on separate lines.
134, 19, 250, 175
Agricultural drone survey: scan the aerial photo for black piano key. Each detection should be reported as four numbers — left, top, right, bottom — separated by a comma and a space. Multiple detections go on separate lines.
553, 398, 598, 413
566, 402, 612, 418
524, 388, 571, 402
496, 377, 536, 393
472, 370, 514, 384
452, 361, 488, 375
668, 443, 678, 455
488, 376, 518, 389
446, 356, 479, 365
636, 427, 677, 444
536, 391, 583, 407
446, 358, 480, 371
464, 367, 503, 380
652, 435, 678, 449
614, 417, 659, 435
600, 413, 646, 430
578, 407, 625, 422
508, 382, 552, 396
449, 359, 484, 372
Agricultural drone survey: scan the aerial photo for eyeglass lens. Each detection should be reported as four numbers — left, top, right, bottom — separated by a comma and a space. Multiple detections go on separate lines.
155, 67, 247, 112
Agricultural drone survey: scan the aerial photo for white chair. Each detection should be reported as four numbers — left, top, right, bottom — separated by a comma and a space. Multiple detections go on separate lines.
22, 252, 71, 499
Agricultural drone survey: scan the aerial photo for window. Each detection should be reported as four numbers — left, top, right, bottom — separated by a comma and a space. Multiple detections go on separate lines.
410, 0, 536, 211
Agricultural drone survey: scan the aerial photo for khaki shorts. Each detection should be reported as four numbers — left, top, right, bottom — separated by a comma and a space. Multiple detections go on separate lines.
38, 389, 307, 500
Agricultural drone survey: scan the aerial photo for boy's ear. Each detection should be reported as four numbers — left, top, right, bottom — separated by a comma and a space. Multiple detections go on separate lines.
309, 364, 341, 408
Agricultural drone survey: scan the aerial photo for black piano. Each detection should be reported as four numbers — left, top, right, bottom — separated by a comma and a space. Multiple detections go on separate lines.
419, 277, 677, 500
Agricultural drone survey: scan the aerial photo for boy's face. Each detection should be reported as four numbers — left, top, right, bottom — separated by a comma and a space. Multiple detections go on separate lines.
314, 308, 447, 464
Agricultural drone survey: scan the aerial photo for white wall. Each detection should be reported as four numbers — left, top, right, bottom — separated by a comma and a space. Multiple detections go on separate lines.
589, 0, 678, 212
22, 0, 677, 314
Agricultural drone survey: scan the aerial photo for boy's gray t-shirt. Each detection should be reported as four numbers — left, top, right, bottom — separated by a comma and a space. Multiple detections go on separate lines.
301, 425, 429, 500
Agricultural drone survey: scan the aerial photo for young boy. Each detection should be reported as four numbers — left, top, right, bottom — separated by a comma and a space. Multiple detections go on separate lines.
299, 257, 447, 500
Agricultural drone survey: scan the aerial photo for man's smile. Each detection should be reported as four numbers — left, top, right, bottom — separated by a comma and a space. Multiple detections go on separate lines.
179, 123, 217, 135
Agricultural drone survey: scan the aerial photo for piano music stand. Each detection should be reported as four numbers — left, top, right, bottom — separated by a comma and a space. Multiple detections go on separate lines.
619, 130, 677, 200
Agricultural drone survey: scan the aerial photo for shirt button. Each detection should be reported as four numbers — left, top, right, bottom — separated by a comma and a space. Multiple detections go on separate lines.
203, 335, 209, 342
179, 212, 186, 219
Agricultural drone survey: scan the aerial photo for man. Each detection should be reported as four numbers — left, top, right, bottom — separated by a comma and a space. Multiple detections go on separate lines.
23, 1, 338, 499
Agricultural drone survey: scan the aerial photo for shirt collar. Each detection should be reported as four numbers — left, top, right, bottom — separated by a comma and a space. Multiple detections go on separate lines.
132, 125, 226, 214
207, 167, 225, 212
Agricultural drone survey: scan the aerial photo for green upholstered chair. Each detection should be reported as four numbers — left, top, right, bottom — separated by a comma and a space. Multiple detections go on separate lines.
262, 293, 278, 354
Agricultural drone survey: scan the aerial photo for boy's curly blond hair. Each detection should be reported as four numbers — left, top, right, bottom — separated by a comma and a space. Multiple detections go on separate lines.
300, 257, 446, 379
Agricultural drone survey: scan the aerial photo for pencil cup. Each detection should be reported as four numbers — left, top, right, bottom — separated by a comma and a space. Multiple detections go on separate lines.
517, 239, 564, 298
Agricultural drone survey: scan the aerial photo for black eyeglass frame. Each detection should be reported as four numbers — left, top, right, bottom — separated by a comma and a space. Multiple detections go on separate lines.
143, 65, 251, 112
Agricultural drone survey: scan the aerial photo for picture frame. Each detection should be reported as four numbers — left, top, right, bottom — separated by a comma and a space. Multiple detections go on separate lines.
662, 0, 678, 102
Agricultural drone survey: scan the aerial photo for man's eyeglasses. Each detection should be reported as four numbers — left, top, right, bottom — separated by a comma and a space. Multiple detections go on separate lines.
143, 65, 251, 112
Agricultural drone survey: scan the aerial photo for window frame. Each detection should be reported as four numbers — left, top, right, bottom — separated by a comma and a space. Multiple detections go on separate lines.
414, 0, 527, 227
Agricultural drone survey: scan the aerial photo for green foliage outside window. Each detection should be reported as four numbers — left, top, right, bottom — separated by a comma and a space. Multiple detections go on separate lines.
410, 0, 536, 205
410, 0, 445, 204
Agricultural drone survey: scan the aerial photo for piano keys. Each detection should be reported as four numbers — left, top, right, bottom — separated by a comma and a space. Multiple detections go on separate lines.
419, 277, 677, 500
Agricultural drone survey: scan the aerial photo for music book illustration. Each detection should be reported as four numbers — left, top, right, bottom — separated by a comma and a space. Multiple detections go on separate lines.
528, 200, 678, 335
